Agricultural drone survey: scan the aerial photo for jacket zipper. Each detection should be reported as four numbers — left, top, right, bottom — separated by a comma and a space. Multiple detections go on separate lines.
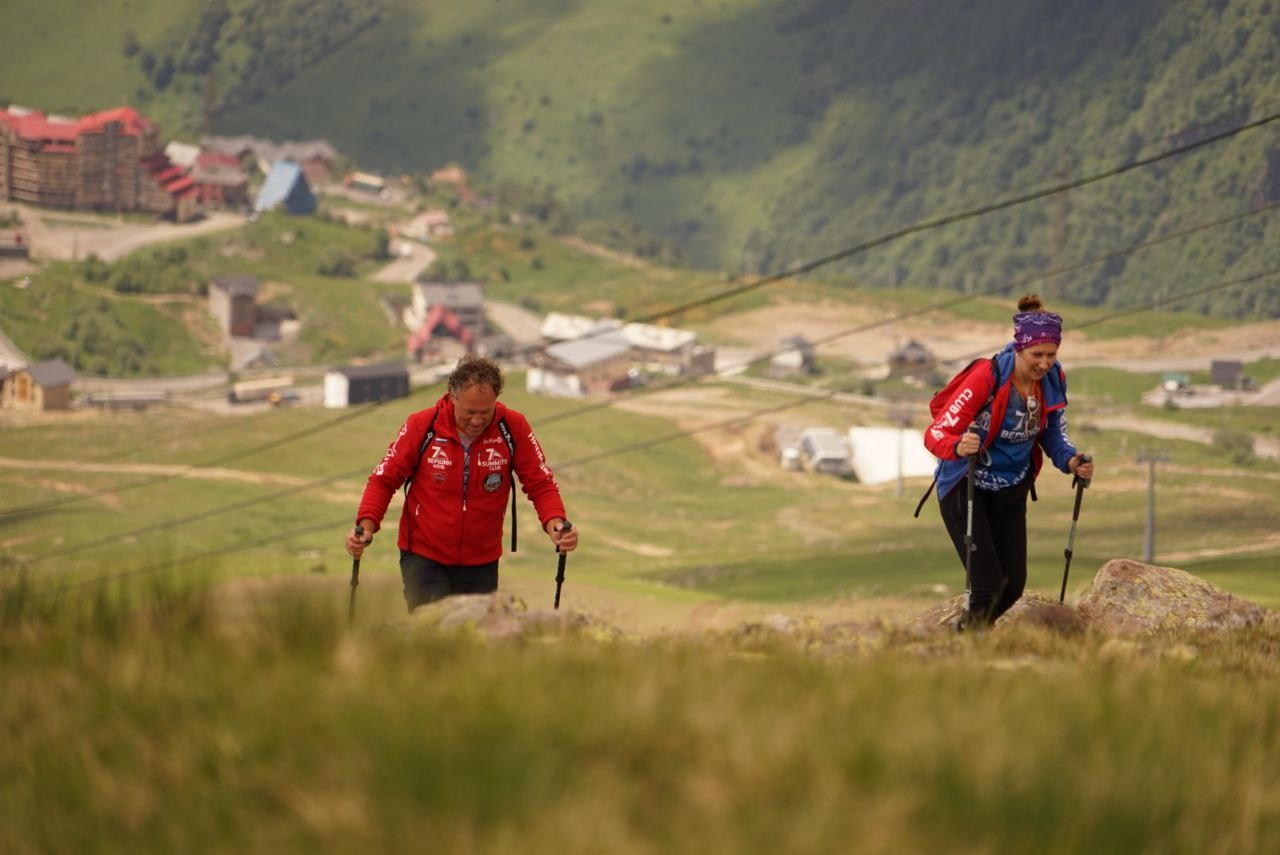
459, 443, 471, 558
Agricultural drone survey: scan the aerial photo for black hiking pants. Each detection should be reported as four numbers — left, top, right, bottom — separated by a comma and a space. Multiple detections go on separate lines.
400, 550, 499, 613
939, 478, 1031, 625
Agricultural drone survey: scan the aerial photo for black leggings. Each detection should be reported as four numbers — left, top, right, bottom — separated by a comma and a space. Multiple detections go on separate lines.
399, 550, 499, 613
939, 478, 1031, 624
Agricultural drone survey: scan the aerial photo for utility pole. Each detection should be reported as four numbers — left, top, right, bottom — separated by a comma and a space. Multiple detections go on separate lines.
1136, 450, 1171, 562
889, 406, 912, 499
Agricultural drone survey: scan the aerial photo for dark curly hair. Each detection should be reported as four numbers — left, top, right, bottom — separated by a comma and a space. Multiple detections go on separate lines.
447, 355, 505, 396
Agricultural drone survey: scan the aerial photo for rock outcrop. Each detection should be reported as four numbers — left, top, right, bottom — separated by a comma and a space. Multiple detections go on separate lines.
1076, 558, 1266, 635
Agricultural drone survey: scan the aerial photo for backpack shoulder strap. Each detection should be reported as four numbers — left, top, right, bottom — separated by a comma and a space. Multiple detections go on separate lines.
403, 407, 442, 494
914, 354, 1001, 518
495, 415, 519, 552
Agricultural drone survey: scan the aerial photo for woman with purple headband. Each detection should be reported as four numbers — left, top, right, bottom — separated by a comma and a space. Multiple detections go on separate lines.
923, 294, 1096, 628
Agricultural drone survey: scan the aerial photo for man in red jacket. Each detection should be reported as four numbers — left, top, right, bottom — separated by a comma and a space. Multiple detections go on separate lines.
345, 356, 579, 611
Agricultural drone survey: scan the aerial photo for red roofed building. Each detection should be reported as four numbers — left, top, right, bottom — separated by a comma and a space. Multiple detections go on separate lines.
0, 105, 200, 220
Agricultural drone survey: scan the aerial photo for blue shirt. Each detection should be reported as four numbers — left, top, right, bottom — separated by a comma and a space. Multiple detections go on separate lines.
974, 386, 1039, 490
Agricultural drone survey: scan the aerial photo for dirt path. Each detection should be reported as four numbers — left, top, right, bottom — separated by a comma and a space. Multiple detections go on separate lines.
0, 456, 360, 493
10, 202, 246, 262
702, 299, 1280, 370
371, 242, 436, 283
1091, 415, 1280, 460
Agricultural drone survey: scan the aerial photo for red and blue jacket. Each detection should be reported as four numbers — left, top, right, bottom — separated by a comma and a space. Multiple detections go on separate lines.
356, 394, 567, 566
923, 343, 1077, 499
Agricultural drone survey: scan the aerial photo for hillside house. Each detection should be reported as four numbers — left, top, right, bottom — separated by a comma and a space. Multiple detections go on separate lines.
399, 209, 454, 242
540, 312, 601, 343
771, 335, 817, 377
1211, 360, 1244, 389
209, 275, 260, 337
191, 152, 249, 210
1, 357, 74, 411
203, 136, 337, 186
540, 313, 713, 376
889, 339, 935, 378
254, 160, 316, 215
0, 105, 199, 220
324, 363, 410, 408
527, 326, 632, 397
406, 282, 486, 360
345, 171, 386, 196
622, 322, 715, 376
797, 427, 853, 477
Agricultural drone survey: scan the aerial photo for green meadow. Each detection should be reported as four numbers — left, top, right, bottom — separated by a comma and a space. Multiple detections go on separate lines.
4, 343, 1280, 853
3, 369, 1278, 608
4, 578, 1280, 854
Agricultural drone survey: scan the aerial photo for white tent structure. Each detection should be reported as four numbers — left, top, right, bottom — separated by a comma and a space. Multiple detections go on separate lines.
848, 426, 937, 486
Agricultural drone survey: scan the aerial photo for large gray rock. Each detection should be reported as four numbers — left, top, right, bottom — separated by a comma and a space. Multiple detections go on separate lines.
1076, 558, 1267, 635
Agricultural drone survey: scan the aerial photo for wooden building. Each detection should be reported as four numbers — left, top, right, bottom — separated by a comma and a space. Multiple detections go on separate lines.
1, 358, 75, 411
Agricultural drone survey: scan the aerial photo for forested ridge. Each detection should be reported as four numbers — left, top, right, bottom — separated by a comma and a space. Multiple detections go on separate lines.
2, 0, 1278, 316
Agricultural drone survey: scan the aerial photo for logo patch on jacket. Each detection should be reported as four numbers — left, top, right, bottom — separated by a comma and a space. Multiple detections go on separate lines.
483, 472, 502, 493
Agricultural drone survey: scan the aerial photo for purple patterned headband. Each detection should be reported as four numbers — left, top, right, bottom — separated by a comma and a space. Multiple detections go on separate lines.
1012, 311, 1062, 351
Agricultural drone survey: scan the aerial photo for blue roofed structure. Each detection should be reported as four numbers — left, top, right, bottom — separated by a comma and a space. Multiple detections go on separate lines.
253, 159, 316, 215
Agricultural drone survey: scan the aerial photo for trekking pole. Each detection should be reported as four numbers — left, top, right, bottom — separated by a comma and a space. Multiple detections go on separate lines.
553, 520, 573, 610
348, 525, 363, 625
962, 425, 981, 624
1059, 454, 1093, 603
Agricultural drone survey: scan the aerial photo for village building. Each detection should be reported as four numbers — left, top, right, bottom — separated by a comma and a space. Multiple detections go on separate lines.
539, 313, 713, 377
0, 105, 199, 220
1210, 360, 1245, 389
323, 363, 410, 408
399, 209, 454, 242
202, 135, 337, 186
889, 339, 936, 378
190, 151, 249, 210
254, 160, 316, 215
621, 322, 716, 376
540, 312, 602, 343
527, 325, 632, 397
345, 171, 386, 196
796, 427, 853, 477
1, 357, 75, 412
406, 281, 486, 360
770, 335, 817, 377
208, 275, 261, 337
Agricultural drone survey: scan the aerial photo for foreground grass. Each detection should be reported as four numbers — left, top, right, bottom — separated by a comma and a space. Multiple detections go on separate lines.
3, 579, 1280, 854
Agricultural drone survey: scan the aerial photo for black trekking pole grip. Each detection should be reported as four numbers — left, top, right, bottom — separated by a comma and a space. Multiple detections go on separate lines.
1073, 453, 1094, 489
348, 525, 364, 624
553, 520, 573, 610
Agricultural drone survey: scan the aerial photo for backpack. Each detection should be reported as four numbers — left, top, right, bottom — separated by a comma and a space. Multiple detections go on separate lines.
913, 354, 1012, 517
404, 407, 522, 552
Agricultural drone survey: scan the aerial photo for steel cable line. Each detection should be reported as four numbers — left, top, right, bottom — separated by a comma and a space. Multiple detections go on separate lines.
34, 263, 1280, 599
11, 200, 1278, 564
5, 111, 1275, 520
544, 264, 1280, 468
603, 110, 1280, 327
533, 200, 1280, 426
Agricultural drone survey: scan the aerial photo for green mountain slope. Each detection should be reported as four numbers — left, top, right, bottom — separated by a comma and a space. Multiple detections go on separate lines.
3, 0, 1278, 315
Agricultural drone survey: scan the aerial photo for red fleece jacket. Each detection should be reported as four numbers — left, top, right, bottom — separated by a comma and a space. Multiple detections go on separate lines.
356, 395, 567, 565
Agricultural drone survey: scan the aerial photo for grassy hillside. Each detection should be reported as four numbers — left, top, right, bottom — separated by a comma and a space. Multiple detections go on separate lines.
5, 578, 1280, 853
5, 1, 1276, 316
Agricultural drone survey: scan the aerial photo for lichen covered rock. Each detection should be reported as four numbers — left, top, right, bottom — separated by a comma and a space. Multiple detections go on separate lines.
1076, 558, 1266, 635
